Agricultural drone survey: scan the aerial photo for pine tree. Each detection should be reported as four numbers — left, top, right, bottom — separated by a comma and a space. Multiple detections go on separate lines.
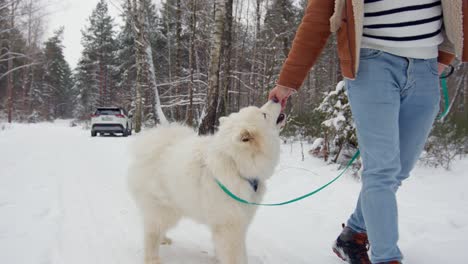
27, 59, 46, 122
73, 56, 97, 120
114, 2, 137, 115
317, 81, 357, 162
73, 0, 117, 118
42, 28, 73, 119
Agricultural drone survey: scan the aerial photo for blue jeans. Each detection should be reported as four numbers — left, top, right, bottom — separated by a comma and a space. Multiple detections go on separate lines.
345, 49, 440, 263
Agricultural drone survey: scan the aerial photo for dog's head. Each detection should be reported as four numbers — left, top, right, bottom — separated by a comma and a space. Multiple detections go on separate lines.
214, 101, 284, 180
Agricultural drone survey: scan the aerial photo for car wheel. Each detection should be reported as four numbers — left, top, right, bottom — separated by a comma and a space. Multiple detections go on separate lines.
123, 128, 128, 137
91, 131, 97, 137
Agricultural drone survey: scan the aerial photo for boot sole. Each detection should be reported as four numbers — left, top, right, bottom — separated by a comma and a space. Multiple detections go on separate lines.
333, 244, 372, 264
333, 247, 347, 262
332, 242, 349, 263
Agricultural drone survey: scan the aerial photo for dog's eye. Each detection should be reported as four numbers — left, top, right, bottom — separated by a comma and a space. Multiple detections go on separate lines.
262, 113, 267, 119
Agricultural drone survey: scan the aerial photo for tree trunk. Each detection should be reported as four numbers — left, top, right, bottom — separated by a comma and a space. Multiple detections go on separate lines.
217, 0, 233, 118
99, 62, 103, 105
21, 66, 29, 117
145, 44, 167, 125
164, 3, 174, 119
127, 0, 143, 132
333, 141, 344, 163
323, 132, 329, 162
7, 54, 13, 123
198, 0, 227, 135
248, 0, 262, 106
22, 0, 33, 117
235, 0, 248, 111
128, 0, 167, 132
174, 0, 182, 120
7, 1, 18, 123
27, 67, 35, 115
186, 0, 198, 126
463, 64, 468, 114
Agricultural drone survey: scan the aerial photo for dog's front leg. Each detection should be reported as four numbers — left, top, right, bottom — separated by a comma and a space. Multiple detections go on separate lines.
144, 225, 162, 264
142, 211, 165, 264
212, 224, 248, 264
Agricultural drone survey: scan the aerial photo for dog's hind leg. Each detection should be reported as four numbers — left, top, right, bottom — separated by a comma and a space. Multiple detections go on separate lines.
212, 224, 248, 264
161, 236, 172, 245
142, 204, 180, 264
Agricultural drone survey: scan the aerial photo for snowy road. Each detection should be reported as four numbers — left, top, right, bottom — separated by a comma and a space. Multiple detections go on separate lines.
1, 121, 467, 264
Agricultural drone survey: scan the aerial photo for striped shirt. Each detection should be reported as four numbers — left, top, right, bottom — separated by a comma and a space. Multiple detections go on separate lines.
362, 0, 444, 59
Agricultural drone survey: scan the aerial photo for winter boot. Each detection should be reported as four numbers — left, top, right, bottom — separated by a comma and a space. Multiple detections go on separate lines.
332, 224, 371, 264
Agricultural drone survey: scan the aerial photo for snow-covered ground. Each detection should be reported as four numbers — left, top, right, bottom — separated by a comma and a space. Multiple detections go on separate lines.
1, 121, 467, 264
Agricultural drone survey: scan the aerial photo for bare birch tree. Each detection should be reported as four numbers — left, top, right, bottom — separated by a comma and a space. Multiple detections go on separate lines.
186, 0, 198, 126
173, 0, 183, 120
198, 0, 226, 135
126, 0, 167, 132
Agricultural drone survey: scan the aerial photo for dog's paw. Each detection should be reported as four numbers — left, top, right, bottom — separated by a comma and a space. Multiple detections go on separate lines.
161, 236, 172, 245
145, 256, 162, 264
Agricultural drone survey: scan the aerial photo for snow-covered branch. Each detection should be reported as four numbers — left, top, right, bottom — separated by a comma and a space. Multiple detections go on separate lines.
0, 62, 40, 81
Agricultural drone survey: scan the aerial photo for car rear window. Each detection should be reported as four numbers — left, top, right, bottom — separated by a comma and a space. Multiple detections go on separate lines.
95, 109, 121, 115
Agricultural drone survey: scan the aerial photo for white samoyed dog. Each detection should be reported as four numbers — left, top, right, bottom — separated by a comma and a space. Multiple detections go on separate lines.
128, 101, 285, 264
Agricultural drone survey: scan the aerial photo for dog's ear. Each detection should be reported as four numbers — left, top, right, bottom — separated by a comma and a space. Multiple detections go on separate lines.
240, 129, 254, 142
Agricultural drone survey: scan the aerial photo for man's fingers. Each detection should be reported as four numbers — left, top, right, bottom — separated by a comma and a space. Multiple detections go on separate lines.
268, 90, 276, 100
269, 86, 294, 109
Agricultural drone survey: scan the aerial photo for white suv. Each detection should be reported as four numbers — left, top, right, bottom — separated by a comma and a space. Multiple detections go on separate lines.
91, 107, 133, 137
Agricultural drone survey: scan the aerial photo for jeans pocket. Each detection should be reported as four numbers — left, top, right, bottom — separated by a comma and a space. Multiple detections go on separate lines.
360, 48, 383, 60
424, 58, 439, 76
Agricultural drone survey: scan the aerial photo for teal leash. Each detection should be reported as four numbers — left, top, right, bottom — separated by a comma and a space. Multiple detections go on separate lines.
438, 77, 450, 120
216, 71, 451, 207
438, 64, 454, 120
215, 150, 360, 206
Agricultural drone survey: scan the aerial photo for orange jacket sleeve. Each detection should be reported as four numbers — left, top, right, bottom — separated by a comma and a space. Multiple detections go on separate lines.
277, 0, 335, 90
463, 0, 468, 62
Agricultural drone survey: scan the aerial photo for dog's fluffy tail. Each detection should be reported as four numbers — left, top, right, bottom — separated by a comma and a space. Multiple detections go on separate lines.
130, 123, 196, 162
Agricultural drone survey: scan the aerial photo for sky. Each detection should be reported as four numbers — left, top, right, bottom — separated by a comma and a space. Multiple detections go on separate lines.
46, 0, 124, 69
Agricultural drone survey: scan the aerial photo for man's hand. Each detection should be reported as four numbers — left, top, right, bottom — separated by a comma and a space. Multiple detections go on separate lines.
268, 85, 296, 110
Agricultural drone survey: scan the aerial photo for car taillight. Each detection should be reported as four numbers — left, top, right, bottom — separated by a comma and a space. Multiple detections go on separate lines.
91, 114, 99, 118
116, 114, 125, 118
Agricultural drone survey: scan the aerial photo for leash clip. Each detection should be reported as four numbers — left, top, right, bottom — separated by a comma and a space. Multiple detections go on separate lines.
440, 64, 454, 79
